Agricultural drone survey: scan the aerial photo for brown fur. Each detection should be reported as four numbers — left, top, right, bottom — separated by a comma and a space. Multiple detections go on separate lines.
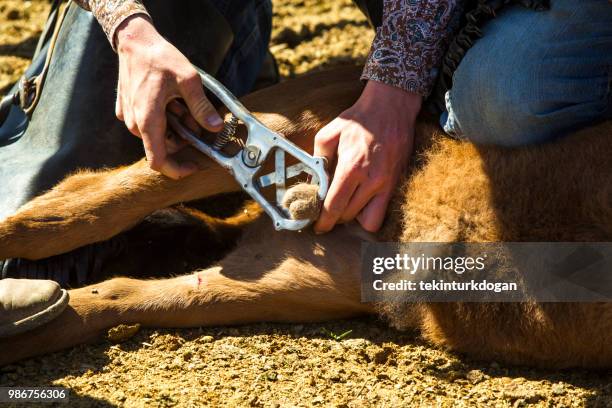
0, 66, 610, 368
378, 124, 612, 368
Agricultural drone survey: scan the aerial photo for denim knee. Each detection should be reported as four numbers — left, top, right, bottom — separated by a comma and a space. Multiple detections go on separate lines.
444, 59, 611, 147
441, 0, 612, 147
213, 0, 272, 96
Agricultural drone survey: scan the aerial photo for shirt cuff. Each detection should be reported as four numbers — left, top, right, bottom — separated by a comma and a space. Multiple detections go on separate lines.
360, 35, 435, 97
91, 1, 152, 51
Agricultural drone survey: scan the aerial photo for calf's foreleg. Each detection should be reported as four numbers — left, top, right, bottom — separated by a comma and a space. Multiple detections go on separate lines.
0, 153, 239, 261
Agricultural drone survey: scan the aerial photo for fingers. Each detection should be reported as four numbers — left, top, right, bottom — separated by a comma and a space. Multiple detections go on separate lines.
312, 112, 405, 233
313, 159, 362, 234
313, 119, 357, 233
114, 41, 203, 180
138, 101, 166, 168
338, 182, 377, 224
116, 61, 140, 137
158, 159, 198, 180
115, 78, 124, 122
168, 100, 202, 136
165, 128, 189, 154
138, 101, 197, 180
314, 168, 388, 233
313, 119, 342, 166
116, 71, 196, 179
356, 191, 393, 233
119, 92, 140, 138
179, 72, 224, 133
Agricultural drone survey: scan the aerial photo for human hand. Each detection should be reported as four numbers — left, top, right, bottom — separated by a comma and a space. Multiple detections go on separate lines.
313, 80, 422, 233
115, 15, 224, 179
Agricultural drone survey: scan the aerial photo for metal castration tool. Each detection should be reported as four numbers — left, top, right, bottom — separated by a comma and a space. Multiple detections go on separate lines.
167, 66, 328, 231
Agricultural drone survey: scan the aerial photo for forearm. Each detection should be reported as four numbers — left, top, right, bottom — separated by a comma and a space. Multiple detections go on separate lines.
73, 0, 151, 49
361, 0, 464, 97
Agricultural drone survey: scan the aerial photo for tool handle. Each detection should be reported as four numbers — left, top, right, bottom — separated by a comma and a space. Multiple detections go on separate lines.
193, 66, 254, 125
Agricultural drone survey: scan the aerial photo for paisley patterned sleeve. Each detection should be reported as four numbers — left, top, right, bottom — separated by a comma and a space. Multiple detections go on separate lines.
73, 0, 151, 49
361, 0, 463, 97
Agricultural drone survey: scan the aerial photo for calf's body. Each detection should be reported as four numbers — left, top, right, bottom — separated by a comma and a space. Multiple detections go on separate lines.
0, 66, 610, 368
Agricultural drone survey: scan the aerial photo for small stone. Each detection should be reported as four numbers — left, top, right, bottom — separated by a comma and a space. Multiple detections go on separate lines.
107, 323, 140, 343
198, 335, 214, 344
503, 385, 544, 404
446, 370, 464, 381
342, 339, 368, 349
372, 346, 394, 365
551, 383, 566, 396
113, 391, 126, 402
433, 357, 447, 366
266, 371, 278, 381
466, 369, 485, 384
376, 373, 390, 381
312, 396, 324, 405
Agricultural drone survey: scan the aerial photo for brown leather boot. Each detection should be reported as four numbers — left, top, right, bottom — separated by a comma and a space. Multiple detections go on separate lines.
0, 278, 69, 338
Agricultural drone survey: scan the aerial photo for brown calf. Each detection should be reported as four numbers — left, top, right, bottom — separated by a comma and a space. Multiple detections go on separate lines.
0, 66, 610, 368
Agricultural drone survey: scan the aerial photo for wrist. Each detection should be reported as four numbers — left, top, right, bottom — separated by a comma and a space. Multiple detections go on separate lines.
115, 14, 160, 55
358, 80, 422, 121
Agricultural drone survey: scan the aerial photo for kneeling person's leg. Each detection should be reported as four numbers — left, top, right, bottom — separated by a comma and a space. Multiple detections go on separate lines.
210, 0, 273, 96
442, 0, 612, 146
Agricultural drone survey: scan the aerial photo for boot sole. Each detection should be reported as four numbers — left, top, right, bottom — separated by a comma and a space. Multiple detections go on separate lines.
0, 289, 69, 338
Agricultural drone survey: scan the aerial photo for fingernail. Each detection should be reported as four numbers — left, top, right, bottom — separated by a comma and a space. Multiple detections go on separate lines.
207, 115, 223, 127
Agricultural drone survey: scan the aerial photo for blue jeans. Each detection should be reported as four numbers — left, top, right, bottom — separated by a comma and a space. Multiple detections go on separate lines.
213, 0, 272, 96
441, 0, 612, 146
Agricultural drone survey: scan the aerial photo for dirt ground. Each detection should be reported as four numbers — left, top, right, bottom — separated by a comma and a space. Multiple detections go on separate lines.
0, 0, 49, 94
0, 1, 611, 407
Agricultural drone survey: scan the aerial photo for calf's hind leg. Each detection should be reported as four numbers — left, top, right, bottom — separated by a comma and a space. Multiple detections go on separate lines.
0, 155, 240, 261
0, 219, 373, 365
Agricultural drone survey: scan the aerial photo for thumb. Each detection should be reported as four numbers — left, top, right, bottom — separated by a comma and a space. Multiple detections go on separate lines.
179, 72, 224, 132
